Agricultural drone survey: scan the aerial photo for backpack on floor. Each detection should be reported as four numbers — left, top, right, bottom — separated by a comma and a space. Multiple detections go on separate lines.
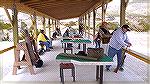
35, 59, 43, 68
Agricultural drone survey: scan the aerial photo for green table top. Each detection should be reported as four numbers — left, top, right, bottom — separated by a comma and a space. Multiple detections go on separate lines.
56, 53, 113, 62
61, 39, 92, 43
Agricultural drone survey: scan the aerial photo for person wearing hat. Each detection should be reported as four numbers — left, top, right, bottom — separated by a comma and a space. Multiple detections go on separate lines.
106, 24, 132, 71
99, 22, 111, 36
37, 30, 53, 51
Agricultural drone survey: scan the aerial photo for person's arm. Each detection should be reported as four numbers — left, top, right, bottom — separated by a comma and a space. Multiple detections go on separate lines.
114, 32, 128, 47
93, 33, 98, 40
124, 35, 132, 47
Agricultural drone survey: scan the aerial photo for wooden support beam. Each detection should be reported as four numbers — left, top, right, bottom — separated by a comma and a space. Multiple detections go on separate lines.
52, 19, 54, 31
54, 20, 57, 30
42, 17, 46, 32
120, 0, 129, 26
84, 14, 87, 36
30, 12, 38, 40
101, 0, 108, 22
4, 7, 13, 25
88, 12, 91, 38
79, 17, 82, 24
93, 9, 96, 39
12, 3, 19, 47
48, 18, 51, 38
33, 12, 38, 40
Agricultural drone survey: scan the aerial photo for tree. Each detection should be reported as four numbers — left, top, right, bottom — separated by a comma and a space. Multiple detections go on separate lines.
0, 21, 12, 30
64, 21, 76, 27
138, 19, 150, 32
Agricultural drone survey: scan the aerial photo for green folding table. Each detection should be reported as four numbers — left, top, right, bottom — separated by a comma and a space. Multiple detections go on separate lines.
56, 53, 113, 84
61, 39, 92, 52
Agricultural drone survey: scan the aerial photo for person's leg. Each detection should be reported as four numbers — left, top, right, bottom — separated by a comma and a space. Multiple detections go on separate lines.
97, 41, 100, 48
116, 49, 123, 70
42, 41, 50, 50
48, 40, 53, 48
106, 46, 117, 70
95, 41, 98, 48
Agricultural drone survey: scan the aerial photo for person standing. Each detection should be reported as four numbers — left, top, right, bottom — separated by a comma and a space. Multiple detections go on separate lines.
99, 22, 111, 36
106, 25, 132, 71
79, 23, 83, 36
93, 32, 102, 48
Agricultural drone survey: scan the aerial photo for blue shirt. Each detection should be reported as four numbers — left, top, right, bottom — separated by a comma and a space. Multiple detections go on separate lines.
109, 28, 130, 50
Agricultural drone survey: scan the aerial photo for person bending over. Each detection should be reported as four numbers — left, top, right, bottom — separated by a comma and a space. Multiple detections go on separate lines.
106, 25, 132, 71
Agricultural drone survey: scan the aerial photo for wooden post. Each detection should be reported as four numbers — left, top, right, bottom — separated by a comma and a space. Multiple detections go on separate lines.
88, 12, 90, 38
78, 17, 81, 24
57, 20, 60, 28
81, 16, 83, 24
84, 14, 87, 36
12, 2, 19, 49
4, 8, 13, 25
52, 19, 54, 31
33, 12, 38, 40
93, 9, 96, 39
48, 18, 51, 38
120, 0, 129, 26
55, 20, 57, 30
102, 0, 108, 22
42, 17, 46, 32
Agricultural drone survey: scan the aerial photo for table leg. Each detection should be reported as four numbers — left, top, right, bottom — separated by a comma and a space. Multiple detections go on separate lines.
99, 65, 103, 84
83, 44, 86, 52
78, 44, 80, 49
64, 43, 66, 48
96, 65, 99, 81
62, 43, 63, 48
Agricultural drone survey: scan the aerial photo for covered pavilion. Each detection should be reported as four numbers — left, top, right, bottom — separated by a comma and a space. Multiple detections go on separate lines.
0, 0, 149, 84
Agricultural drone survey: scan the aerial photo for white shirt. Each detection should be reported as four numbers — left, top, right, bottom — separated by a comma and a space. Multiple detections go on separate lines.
109, 28, 130, 50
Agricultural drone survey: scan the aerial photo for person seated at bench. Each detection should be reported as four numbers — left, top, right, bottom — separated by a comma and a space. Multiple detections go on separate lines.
37, 30, 53, 51
63, 29, 69, 37
63, 29, 72, 48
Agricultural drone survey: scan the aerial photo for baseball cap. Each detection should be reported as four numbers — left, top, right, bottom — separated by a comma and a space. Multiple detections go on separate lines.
122, 25, 131, 31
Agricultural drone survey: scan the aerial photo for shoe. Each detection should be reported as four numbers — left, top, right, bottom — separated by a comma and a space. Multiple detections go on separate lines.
49, 47, 53, 49
46, 48, 51, 52
119, 67, 124, 71
105, 68, 110, 71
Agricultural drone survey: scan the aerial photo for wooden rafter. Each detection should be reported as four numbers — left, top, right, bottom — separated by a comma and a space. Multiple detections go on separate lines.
0, 0, 112, 20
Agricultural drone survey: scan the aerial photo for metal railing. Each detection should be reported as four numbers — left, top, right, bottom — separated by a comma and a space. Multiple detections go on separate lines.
84, 26, 150, 64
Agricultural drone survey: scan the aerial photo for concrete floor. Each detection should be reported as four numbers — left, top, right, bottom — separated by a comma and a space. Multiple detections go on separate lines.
0, 38, 149, 84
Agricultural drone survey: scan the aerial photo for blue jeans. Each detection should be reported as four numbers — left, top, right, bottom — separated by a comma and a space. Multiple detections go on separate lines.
95, 41, 100, 48
40, 40, 52, 49
47, 40, 52, 47
106, 46, 122, 69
